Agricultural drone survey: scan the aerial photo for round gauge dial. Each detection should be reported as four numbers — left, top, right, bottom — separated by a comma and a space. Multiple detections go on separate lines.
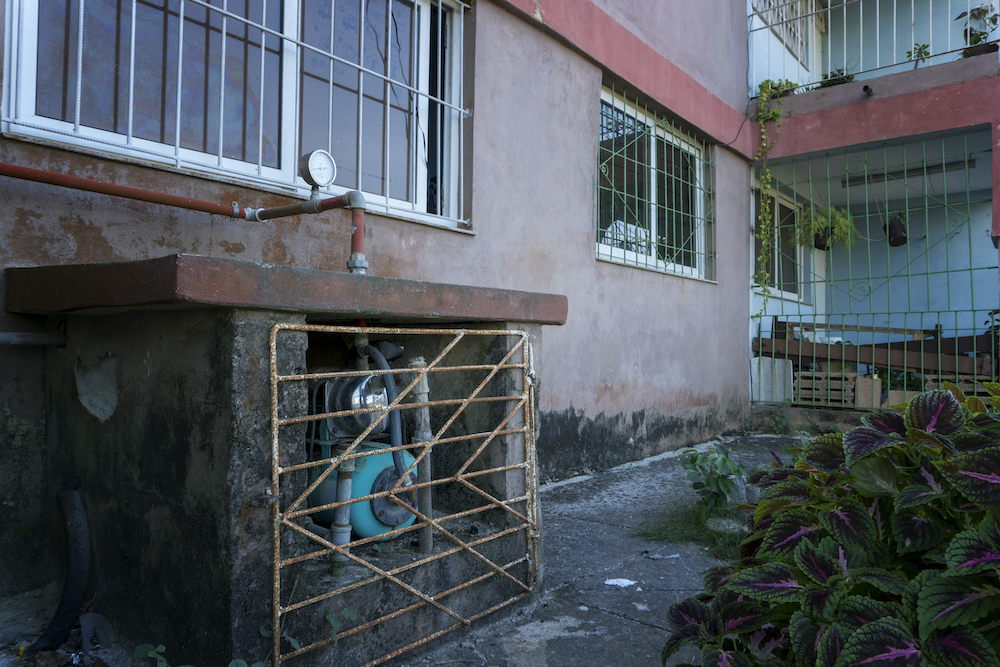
299, 150, 337, 188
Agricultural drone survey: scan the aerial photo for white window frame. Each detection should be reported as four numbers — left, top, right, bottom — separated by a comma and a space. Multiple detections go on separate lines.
753, 187, 812, 305
1, 0, 465, 227
596, 89, 708, 279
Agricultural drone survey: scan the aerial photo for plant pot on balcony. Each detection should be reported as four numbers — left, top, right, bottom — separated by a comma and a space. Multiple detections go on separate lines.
962, 42, 999, 58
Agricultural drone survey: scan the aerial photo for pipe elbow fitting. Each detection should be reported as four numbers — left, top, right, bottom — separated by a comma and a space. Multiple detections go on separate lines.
343, 190, 367, 210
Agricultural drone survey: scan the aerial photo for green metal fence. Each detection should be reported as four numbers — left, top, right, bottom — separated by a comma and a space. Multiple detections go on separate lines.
751, 128, 998, 409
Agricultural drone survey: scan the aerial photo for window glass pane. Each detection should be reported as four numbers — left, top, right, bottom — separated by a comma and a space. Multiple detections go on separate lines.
777, 200, 799, 294
36, 0, 281, 167
658, 138, 697, 268
598, 101, 651, 255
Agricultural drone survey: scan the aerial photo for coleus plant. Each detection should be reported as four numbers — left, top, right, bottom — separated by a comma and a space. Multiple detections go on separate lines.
663, 384, 1000, 667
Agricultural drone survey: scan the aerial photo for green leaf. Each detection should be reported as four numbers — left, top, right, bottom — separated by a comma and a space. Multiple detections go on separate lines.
819, 500, 880, 555
702, 565, 735, 594
666, 598, 712, 633
803, 433, 846, 472
133, 645, 155, 659
894, 484, 945, 510
727, 562, 804, 603
838, 596, 903, 633
700, 646, 754, 667
789, 611, 821, 666
326, 613, 343, 629
917, 574, 1000, 639
924, 626, 1000, 667
936, 447, 1000, 511
283, 634, 301, 651
259, 619, 274, 638
228, 662, 248, 667
851, 457, 899, 497
905, 390, 966, 435
862, 412, 907, 435
760, 508, 821, 556
838, 617, 922, 666
892, 506, 947, 554
945, 530, 1000, 577
849, 568, 907, 596
251, 663, 266, 667
815, 623, 847, 667
795, 538, 845, 586
953, 432, 1000, 453
844, 426, 900, 468
718, 600, 771, 635
758, 480, 814, 502
801, 582, 847, 623
661, 625, 709, 664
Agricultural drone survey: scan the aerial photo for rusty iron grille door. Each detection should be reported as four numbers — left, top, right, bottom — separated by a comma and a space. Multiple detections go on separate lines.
268, 324, 539, 666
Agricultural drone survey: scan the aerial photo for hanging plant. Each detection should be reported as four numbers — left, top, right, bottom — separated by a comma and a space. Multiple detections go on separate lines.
796, 204, 860, 251
753, 79, 796, 311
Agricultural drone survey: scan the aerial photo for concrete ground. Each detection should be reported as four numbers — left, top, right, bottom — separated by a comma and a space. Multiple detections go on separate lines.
406, 434, 792, 667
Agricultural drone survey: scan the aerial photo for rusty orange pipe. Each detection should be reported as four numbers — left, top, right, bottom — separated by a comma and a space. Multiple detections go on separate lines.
0, 160, 369, 272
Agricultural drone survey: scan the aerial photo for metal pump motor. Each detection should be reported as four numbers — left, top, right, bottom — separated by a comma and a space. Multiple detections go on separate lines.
307, 345, 417, 539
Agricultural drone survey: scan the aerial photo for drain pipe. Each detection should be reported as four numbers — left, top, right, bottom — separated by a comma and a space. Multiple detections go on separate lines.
409, 358, 434, 554
329, 326, 370, 570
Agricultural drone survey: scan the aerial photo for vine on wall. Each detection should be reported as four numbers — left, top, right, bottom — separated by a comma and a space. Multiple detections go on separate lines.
753, 79, 795, 313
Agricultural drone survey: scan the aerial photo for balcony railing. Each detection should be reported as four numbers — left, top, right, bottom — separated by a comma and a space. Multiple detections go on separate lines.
750, 0, 999, 92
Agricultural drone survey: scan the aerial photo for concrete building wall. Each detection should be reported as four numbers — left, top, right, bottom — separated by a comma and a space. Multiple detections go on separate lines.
0, 0, 754, 598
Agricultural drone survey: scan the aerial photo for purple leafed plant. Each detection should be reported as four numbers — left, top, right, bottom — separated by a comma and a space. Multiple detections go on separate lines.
663, 385, 1000, 667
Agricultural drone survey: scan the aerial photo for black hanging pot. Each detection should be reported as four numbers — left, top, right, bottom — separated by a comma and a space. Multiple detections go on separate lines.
813, 227, 831, 250
884, 216, 907, 246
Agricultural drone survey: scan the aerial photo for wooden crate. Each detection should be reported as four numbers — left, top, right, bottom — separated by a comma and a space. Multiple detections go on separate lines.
924, 374, 993, 395
794, 372, 857, 406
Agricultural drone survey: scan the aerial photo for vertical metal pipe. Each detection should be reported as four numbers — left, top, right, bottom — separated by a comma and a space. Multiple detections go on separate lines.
409, 357, 434, 554
174, 0, 186, 165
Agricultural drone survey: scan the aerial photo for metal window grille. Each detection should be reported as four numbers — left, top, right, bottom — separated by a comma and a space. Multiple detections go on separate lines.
596, 87, 715, 280
750, 129, 998, 409
753, 0, 812, 66
269, 324, 538, 666
751, 0, 997, 90
4, 0, 466, 225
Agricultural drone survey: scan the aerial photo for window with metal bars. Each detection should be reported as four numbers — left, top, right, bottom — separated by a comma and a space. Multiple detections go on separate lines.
752, 0, 811, 66
5, 0, 465, 225
753, 188, 812, 303
596, 89, 714, 280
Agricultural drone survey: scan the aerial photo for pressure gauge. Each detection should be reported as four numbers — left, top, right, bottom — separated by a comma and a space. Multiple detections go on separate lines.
299, 150, 337, 188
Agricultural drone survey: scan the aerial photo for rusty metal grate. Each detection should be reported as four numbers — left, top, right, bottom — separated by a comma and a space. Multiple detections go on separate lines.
268, 324, 539, 666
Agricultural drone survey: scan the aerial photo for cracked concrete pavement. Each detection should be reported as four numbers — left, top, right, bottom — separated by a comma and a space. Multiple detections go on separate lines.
406, 435, 788, 667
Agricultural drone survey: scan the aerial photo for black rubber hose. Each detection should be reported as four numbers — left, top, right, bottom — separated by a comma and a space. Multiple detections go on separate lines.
361, 345, 408, 479
29, 476, 91, 654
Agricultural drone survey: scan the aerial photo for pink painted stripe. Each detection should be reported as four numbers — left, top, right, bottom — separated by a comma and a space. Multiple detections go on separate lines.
497, 0, 755, 158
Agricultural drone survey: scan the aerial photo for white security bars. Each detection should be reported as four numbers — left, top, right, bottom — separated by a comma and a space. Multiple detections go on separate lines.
3, 0, 467, 227
750, 0, 999, 91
